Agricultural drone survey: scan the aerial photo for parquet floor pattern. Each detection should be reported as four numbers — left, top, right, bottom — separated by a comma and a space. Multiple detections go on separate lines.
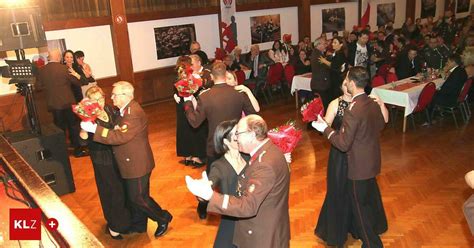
62, 99, 474, 247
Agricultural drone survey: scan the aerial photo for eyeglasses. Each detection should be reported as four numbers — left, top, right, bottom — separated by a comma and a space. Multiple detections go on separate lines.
235, 130, 250, 137
111, 93, 127, 98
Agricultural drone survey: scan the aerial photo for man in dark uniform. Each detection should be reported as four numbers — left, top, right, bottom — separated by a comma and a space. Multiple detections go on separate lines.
422, 35, 450, 69
185, 115, 291, 248
190, 54, 212, 88
184, 62, 257, 219
313, 67, 388, 247
80, 81, 172, 237
37, 49, 88, 157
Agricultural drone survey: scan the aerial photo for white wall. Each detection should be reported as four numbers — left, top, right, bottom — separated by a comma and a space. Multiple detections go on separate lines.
45, 25, 117, 79
310, 2, 359, 40
234, 7, 299, 53
128, 14, 220, 72
0, 25, 116, 96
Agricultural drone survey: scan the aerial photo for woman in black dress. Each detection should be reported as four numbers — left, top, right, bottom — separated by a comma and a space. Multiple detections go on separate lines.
208, 120, 247, 248
315, 83, 389, 247
293, 49, 311, 75
319, 37, 347, 102
174, 56, 207, 167
79, 86, 131, 240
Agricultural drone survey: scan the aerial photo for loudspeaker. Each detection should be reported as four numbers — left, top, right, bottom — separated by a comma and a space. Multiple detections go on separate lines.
3, 124, 75, 196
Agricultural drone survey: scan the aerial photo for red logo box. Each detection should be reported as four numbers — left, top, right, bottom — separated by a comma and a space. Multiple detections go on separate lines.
9, 208, 42, 240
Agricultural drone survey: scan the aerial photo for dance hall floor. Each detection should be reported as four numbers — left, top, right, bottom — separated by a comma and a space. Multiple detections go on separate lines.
63, 98, 474, 247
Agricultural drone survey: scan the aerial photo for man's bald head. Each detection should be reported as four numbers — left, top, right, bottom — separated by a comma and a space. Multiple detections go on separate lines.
48, 50, 61, 62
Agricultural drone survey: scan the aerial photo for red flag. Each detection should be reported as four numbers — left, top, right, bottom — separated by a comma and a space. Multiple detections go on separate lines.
360, 1, 370, 28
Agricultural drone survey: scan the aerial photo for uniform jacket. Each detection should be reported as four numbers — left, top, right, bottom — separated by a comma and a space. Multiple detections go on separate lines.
37, 62, 82, 110
93, 100, 155, 179
207, 141, 291, 248
184, 83, 256, 157
323, 94, 385, 180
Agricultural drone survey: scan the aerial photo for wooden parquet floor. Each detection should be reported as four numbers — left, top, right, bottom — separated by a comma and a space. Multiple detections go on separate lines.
62, 98, 474, 248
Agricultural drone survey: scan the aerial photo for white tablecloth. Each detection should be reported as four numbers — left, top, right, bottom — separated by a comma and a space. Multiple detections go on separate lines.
371, 77, 445, 117
290, 73, 312, 95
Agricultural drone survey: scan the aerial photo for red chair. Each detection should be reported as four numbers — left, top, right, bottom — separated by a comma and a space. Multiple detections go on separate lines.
386, 72, 398, 83
235, 70, 245, 85
408, 82, 436, 129
458, 78, 472, 122
371, 75, 386, 88
284, 64, 295, 88
432, 79, 473, 127
266, 63, 285, 99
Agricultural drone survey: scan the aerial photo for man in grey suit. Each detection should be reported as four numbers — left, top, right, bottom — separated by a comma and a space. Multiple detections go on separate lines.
313, 67, 388, 248
243, 44, 274, 94
186, 114, 291, 248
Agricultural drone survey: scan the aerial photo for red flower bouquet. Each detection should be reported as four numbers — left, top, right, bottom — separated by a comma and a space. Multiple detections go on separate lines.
72, 98, 102, 122
174, 66, 203, 97
301, 97, 325, 122
267, 120, 302, 153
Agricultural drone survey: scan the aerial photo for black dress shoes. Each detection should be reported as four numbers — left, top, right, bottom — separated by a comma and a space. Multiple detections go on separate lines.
192, 160, 206, 168
154, 214, 173, 238
73, 147, 89, 158
197, 201, 207, 219
105, 226, 123, 240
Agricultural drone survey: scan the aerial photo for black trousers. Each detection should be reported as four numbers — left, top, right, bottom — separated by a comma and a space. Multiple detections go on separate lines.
90, 148, 131, 233
51, 108, 80, 148
312, 89, 332, 111
349, 178, 387, 248
198, 155, 220, 215
125, 173, 172, 230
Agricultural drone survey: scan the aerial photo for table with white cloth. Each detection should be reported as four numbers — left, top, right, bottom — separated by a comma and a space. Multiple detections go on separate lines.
371, 77, 445, 132
290, 73, 312, 109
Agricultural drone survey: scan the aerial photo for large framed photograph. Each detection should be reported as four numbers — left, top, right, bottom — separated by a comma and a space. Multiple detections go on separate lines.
321, 8, 345, 33
250, 14, 281, 44
421, 0, 436, 18
154, 24, 196, 60
377, 3, 396, 26
457, 0, 470, 13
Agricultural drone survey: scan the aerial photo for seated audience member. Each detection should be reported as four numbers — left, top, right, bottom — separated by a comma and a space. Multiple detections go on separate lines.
395, 45, 422, 80
223, 55, 240, 71
294, 50, 311, 75
230, 46, 247, 70
268, 40, 289, 65
430, 54, 467, 109
190, 41, 209, 66
423, 35, 450, 70
243, 44, 274, 91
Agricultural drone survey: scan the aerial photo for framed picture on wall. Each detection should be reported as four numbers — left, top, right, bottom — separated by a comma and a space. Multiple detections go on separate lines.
377, 3, 396, 26
421, 0, 436, 18
154, 24, 196, 60
250, 14, 281, 44
457, 0, 470, 13
321, 8, 345, 33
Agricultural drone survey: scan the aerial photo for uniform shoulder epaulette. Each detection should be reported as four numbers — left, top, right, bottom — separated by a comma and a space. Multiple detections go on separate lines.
348, 101, 357, 111
199, 88, 211, 95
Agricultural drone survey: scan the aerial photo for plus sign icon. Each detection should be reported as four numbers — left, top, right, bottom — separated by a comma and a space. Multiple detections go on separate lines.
46, 218, 58, 231
9, 208, 41, 240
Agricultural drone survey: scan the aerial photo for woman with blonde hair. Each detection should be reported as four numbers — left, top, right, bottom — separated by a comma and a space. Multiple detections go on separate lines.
80, 86, 131, 240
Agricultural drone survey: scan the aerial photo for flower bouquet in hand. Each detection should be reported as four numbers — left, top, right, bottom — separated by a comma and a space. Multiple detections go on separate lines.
174, 66, 203, 97
300, 96, 325, 122
267, 120, 302, 153
72, 98, 102, 122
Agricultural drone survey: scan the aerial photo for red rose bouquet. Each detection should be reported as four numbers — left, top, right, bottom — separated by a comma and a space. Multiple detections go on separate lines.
72, 98, 102, 122
174, 66, 203, 97
301, 97, 325, 122
267, 120, 302, 153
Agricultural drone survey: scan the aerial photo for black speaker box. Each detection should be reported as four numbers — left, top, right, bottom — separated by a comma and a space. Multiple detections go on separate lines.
3, 124, 76, 196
